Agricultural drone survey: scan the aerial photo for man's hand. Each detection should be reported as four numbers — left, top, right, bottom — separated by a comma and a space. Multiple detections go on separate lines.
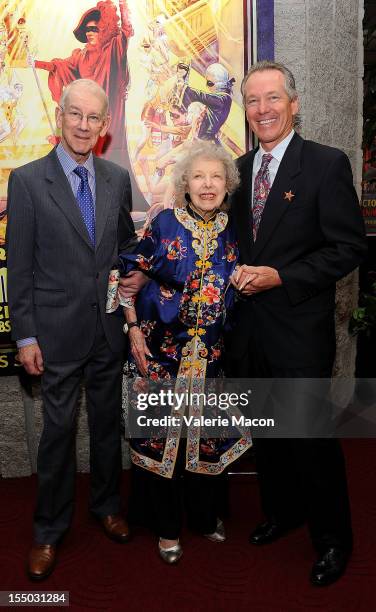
231, 265, 282, 295
17, 343, 44, 376
128, 327, 152, 376
119, 271, 149, 299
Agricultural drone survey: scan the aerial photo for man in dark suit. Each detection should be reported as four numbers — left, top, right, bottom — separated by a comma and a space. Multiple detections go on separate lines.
6, 78, 137, 580
228, 61, 367, 586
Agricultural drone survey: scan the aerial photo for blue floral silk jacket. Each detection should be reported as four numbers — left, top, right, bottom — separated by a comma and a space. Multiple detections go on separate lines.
119, 207, 252, 478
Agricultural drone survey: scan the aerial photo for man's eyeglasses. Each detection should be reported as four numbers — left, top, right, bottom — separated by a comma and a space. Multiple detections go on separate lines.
85, 26, 99, 33
206, 80, 215, 87
61, 108, 103, 126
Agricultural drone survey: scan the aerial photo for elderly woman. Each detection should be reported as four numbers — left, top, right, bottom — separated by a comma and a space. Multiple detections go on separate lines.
117, 140, 251, 563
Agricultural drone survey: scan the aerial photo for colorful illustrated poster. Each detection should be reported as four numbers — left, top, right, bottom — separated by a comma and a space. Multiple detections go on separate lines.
0, 0, 255, 374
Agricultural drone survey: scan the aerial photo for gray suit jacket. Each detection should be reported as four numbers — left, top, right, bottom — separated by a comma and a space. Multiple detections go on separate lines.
6, 148, 137, 362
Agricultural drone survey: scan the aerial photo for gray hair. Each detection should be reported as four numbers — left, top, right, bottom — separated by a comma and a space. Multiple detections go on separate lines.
241, 60, 301, 129
172, 140, 240, 209
59, 78, 109, 116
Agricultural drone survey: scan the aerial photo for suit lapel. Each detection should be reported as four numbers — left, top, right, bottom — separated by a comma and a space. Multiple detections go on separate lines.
46, 150, 115, 252
46, 150, 94, 250
93, 157, 114, 251
235, 150, 256, 263
251, 133, 303, 262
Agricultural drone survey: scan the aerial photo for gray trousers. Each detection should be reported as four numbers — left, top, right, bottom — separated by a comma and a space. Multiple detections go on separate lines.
34, 318, 123, 544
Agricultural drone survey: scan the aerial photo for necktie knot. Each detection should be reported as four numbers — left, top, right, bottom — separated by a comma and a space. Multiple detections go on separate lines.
74, 165, 89, 182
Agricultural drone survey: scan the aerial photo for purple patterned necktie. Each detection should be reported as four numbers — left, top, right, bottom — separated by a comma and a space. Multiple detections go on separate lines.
74, 166, 95, 245
252, 153, 273, 240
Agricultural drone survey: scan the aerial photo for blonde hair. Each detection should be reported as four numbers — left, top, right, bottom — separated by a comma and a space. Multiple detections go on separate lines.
172, 140, 239, 209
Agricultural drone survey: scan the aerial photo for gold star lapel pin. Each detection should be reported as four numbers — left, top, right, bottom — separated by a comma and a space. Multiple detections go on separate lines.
284, 190, 295, 202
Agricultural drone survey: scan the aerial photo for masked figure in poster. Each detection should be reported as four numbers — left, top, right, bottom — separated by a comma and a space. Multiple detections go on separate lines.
179, 62, 235, 144
30, 0, 133, 153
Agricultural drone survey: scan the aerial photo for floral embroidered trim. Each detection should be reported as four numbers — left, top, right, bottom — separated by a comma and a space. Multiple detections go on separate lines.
174, 208, 228, 263
185, 393, 252, 475
130, 376, 190, 478
119, 295, 136, 309
177, 336, 208, 379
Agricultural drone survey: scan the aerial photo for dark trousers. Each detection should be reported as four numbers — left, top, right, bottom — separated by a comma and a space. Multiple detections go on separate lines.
226, 333, 353, 552
34, 317, 123, 544
128, 446, 223, 539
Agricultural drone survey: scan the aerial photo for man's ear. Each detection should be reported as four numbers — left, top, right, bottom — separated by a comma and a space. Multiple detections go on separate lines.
100, 114, 111, 137
291, 96, 299, 116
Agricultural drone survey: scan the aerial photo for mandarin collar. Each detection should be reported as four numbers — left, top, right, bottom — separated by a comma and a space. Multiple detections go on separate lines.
186, 203, 219, 223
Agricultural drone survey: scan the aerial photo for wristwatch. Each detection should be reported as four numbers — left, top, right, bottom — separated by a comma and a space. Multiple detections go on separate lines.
123, 321, 139, 334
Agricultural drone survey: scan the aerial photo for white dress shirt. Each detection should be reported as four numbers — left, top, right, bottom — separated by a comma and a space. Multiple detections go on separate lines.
251, 130, 295, 206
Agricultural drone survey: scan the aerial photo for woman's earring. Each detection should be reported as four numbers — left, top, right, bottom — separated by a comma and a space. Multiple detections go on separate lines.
185, 192, 192, 203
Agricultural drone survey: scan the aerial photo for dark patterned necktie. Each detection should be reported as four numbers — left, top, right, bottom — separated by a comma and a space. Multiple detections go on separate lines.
252, 153, 273, 240
74, 166, 95, 245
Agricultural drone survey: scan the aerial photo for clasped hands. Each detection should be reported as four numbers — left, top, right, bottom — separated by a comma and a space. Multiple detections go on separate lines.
231, 265, 282, 295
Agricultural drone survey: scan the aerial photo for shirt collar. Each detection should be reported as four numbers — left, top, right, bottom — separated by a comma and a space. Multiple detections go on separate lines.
258, 130, 295, 162
56, 142, 95, 179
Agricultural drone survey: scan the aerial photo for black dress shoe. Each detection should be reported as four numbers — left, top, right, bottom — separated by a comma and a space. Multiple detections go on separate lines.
310, 547, 350, 586
249, 521, 286, 545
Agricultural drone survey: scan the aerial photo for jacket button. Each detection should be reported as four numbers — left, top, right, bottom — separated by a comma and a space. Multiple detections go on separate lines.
92, 303, 98, 309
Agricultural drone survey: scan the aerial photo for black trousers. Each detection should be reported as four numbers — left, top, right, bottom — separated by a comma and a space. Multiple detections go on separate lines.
226, 331, 353, 553
34, 317, 123, 544
128, 444, 224, 539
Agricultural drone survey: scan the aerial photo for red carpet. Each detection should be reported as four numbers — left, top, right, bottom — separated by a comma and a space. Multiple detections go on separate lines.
1, 440, 375, 611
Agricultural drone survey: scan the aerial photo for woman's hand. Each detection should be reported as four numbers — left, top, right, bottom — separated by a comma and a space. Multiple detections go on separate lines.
128, 327, 152, 376
231, 264, 281, 294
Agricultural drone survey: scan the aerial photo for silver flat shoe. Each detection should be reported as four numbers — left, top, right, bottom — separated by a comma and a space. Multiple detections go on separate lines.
158, 539, 183, 564
204, 518, 226, 543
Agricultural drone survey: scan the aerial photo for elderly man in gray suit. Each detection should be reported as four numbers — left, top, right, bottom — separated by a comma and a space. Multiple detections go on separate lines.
6, 78, 137, 580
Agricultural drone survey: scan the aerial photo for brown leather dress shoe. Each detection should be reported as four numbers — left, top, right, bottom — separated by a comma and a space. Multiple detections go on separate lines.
101, 514, 130, 543
28, 543, 56, 581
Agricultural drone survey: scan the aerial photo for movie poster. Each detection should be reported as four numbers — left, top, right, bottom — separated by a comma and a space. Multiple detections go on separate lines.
0, 0, 255, 374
